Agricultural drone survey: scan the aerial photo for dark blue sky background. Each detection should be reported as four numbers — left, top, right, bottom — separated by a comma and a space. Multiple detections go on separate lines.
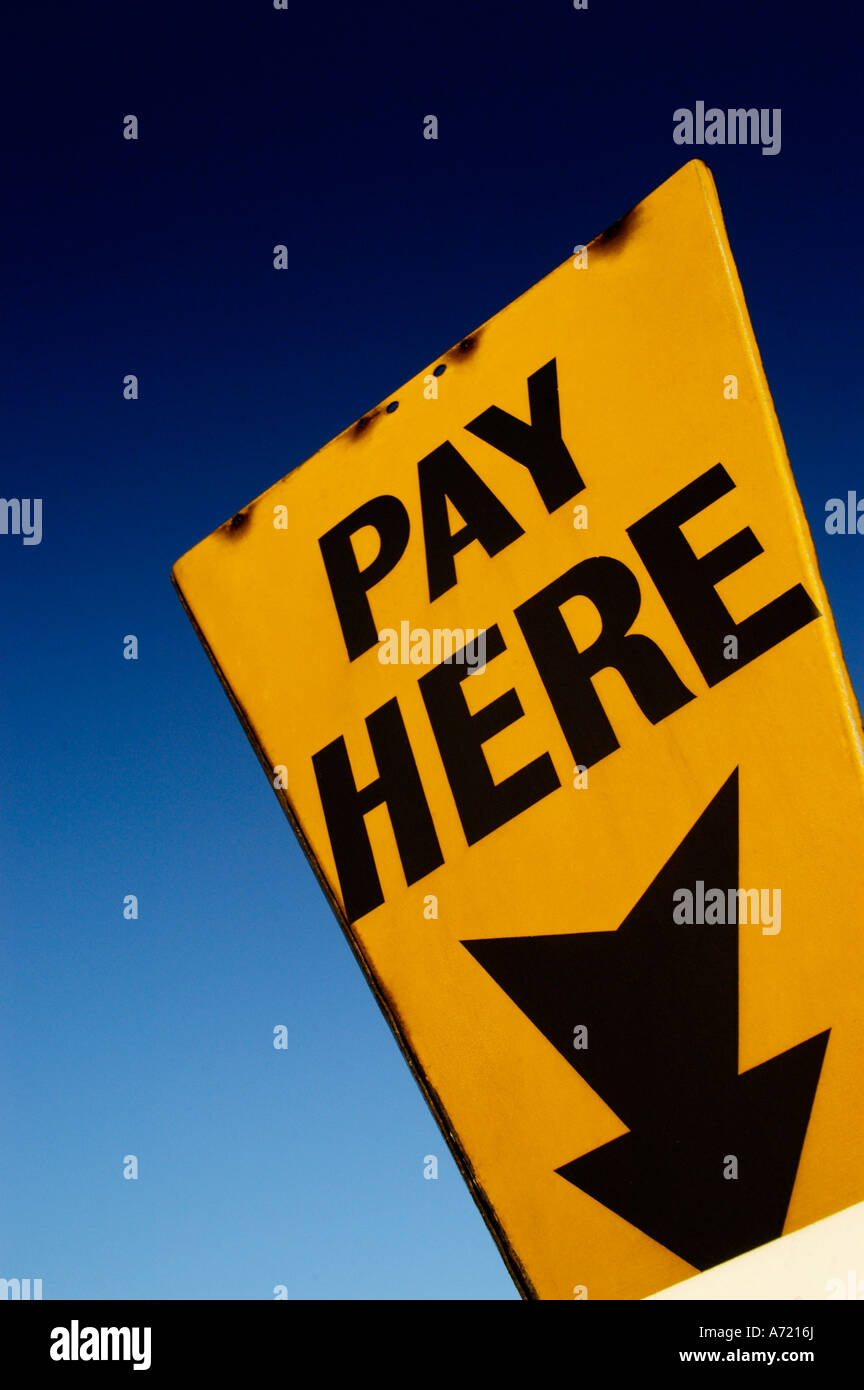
2, 0, 860, 1299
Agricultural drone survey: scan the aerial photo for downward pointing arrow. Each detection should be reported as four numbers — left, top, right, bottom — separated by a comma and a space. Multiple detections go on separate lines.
463, 770, 830, 1271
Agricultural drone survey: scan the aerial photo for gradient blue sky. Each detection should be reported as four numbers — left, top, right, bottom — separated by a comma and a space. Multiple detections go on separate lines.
2, 0, 861, 1299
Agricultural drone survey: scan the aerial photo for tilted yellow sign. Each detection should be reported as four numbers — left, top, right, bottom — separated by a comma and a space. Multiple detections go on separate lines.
173, 160, 864, 1299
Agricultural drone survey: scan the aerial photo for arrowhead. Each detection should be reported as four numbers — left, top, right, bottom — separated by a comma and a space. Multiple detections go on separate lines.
557, 1029, 829, 1270
463, 770, 830, 1270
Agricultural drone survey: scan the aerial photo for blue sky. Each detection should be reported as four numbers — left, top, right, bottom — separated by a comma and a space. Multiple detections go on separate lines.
1, 0, 861, 1298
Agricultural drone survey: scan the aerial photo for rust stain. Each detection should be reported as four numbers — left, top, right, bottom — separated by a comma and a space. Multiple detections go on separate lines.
345, 333, 483, 446
449, 330, 482, 359
591, 203, 642, 254
220, 502, 255, 538
350, 407, 383, 439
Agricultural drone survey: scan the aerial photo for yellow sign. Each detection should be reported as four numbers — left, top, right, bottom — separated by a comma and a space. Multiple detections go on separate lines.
173, 160, 864, 1300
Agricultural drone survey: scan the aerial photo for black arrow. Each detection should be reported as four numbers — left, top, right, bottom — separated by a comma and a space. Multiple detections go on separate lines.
463, 770, 829, 1271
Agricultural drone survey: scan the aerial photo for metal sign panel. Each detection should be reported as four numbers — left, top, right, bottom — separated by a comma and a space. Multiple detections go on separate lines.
173, 160, 864, 1299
